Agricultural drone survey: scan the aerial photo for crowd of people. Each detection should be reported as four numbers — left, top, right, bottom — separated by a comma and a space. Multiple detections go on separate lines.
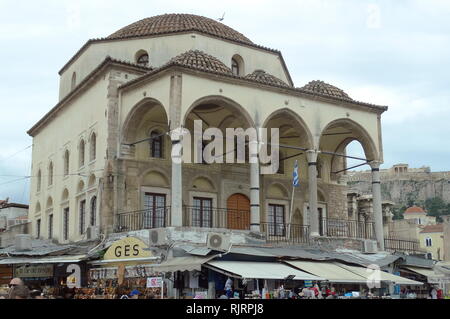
0, 278, 45, 299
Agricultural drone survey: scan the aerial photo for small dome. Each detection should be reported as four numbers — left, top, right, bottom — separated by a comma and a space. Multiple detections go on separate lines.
107, 14, 253, 44
299, 80, 352, 100
405, 206, 426, 214
244, 69, 290, 87
166, 50, 233, 75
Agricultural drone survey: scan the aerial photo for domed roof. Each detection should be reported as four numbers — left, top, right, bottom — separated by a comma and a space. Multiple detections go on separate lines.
107, 14, 253, 44
405, 205, 426, 214
244, 70, 290, 87
165, 50, 233, 75
299, 80, 352, 100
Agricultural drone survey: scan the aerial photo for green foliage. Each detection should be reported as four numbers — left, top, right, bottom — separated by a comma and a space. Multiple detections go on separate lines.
424, 197, 450, 222
392, 205, 406, 220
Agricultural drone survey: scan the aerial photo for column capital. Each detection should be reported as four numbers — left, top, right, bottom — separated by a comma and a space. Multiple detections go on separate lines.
369, 160, 382, 171
306, 149, 319, 163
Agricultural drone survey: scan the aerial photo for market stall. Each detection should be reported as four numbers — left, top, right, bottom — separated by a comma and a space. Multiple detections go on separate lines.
204, 260, 324, 299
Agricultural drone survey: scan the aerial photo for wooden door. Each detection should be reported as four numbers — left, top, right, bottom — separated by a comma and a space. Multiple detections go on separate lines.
227, 194, 250, 230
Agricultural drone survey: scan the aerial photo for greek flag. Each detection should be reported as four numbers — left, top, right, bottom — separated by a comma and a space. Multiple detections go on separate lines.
293, 160, 299, 187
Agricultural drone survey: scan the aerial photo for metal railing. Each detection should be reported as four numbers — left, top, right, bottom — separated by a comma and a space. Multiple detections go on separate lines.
320, 218, 376, 239
261, 222, 310, 244
384, 237, 423, 254
115, 207, 171, 232
183, 206, 250, 230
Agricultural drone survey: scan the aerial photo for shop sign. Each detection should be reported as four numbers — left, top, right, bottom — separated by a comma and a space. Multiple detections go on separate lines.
14, 264, 53, 278
104, 237, 153, 261
147, 277, 163, 288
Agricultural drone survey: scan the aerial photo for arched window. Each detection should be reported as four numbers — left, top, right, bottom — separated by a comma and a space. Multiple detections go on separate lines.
71, 72, 77, 90
231, 58, 239, 75
79, 139, 85, 167
317, 157, 323, 179
90, 196, 97, 226
64, 150, 70, 176
137, 52, 149, 67
90, 132, 96, 162
150, 131, 163, 158
37, 169, 41, 192
48, 162, 53, 186
425, 237, 432, 247
231, 55, 244, 76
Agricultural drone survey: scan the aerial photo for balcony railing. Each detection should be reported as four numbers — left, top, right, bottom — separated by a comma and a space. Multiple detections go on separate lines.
182, 206, 250, 230
384, 237, 423, 254
320, 218, 376, 240
261, 222, 309, 244
115, 207, 171, 232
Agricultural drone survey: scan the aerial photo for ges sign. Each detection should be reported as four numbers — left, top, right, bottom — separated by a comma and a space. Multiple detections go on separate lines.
104, 237, 152, 261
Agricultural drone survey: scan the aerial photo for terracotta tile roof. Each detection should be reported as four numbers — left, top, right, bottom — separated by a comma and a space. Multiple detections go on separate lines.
405, 205, 426, 214
167, 50, 233, 75
299, 80, 353, 101
244, 70, 290, 87
107, 14, 253, 45
420, 224, 444, 233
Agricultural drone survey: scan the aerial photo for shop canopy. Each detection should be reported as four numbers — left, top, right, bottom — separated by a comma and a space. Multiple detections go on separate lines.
335, 262, 423, 286
149, 256, 217, 273
205, 261, 324, 281
0, 255, 87, 265
285, 261, 368, 284
403, 266, 445, 283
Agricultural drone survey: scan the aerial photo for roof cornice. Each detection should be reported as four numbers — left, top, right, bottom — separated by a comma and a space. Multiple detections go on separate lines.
119, 62, 388, 113
28, 58, 150, 137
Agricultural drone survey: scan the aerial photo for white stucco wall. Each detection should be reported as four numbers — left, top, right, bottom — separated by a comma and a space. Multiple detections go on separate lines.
59, 33, 289, 100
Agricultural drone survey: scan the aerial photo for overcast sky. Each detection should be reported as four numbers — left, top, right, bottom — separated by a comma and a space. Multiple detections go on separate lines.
1, 0, 449, 204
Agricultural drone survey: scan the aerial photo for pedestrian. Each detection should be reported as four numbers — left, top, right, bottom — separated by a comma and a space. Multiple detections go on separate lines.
7, 278, 24, 299
30, 289, 45, 299
430, 286, 438, 299
10, 285, 30, 299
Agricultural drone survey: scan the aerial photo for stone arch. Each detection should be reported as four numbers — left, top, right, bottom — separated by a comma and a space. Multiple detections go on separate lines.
61, 188, 69, 202
231, 54, 245, 76
121, 97, 169, 144
191, 176, 216, 192
292, 208, 303, 225
140, 169, 170, 188
267, 182, 289, 199
261, 107, 314, 149
88, 174, 96, 188
46, 196, 53, 209
183, 95, 255, 129
319, 118, 379, 162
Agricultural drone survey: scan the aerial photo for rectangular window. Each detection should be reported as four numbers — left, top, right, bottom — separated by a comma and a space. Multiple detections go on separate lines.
79, 200, 86, 235
63, 207, 69, 241
143, 193, 166, 228
268, 204, 285, 236
36, 219, 41, 238
48, 214, 53, 239
192, 197, 212, 228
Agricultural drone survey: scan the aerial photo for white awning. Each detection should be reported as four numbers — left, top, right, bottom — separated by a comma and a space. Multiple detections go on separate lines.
285, 261, 368, 284
404, 267, 445, 283
205, 261, 324, 281
0, 255, 87, 265
149, 256, 217, 273
336, 262, 423, 286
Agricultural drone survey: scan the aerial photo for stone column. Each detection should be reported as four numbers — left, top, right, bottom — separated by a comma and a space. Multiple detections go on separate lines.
250, 139, 261, 232
169, 73, 183, 227
371, 161, 385, 250
306, 150, 319, 237
171, 138, 183, 227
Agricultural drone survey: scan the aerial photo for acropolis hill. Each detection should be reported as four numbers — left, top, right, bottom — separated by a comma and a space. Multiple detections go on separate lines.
347, 164, 450, 206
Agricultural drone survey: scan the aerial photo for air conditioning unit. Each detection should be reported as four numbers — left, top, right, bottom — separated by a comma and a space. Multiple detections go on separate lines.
86, 226, 100, 240
206, 232, 231, 252
15, 234, 32, 251
362, 239, 378, 254
149, 228, 169, 246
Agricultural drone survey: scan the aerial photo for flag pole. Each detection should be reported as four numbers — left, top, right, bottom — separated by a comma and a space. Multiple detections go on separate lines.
288, 160, 299, 240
